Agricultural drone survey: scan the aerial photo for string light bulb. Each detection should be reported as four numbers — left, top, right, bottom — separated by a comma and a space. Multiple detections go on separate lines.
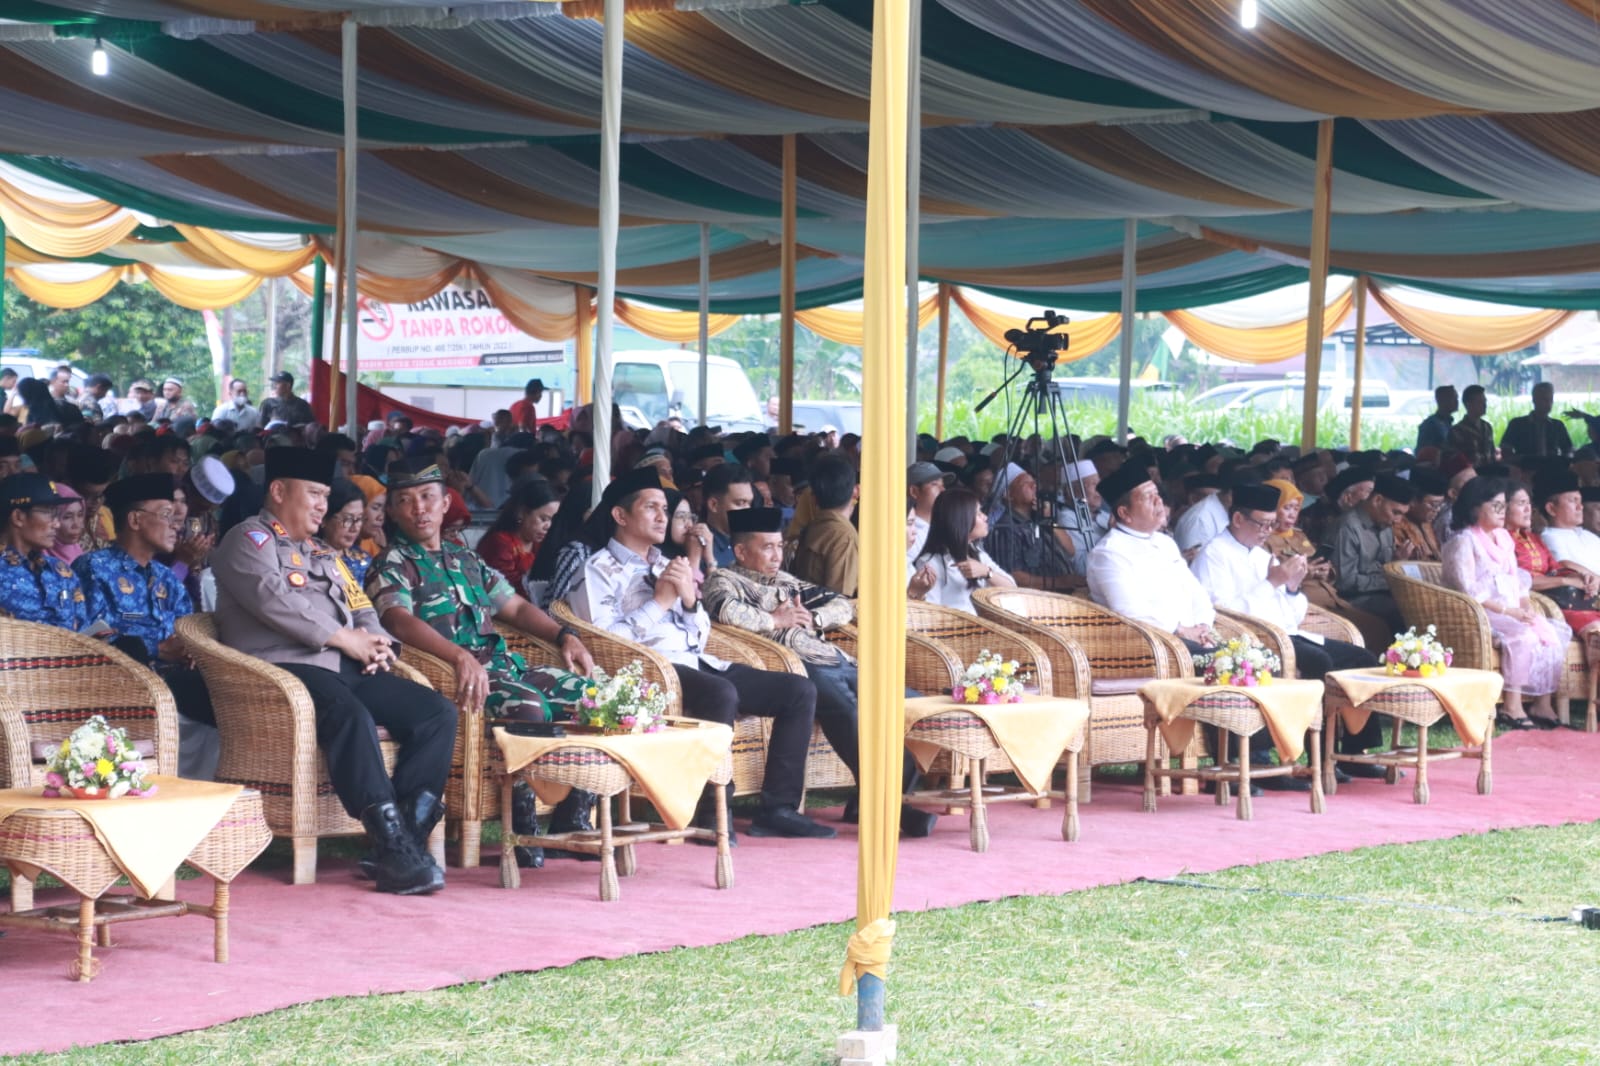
91, 40, 109, 76
1240, 0, 1259, 29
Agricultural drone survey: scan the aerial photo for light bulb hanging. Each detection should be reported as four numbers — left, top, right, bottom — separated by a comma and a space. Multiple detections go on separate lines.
1240, 0, 1259, 29
91, 40, 109, 76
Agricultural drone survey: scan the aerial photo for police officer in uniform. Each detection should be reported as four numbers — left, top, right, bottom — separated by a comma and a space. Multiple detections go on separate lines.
0, 473, 88, 630
210, 448, 456, 896
76, 473, 219, 778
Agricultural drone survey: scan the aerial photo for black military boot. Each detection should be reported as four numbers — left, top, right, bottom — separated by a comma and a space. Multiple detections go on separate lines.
510, 779, 544, 869
359, 802, 442, 896
544, 789, 600, 862
400, 790, 447, 892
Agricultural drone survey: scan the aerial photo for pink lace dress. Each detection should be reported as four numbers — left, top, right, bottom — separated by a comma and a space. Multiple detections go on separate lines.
1442, 527, 1571, 695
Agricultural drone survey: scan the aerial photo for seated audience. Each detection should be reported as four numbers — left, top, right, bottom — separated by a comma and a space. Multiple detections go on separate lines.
1514, 474, 1600, 642
1331, 473, 1410, 641
318, 478, 374, 586
791, 455, 861, 597
984, 466, 1079, 589
0, 473, 88, 629
478, 480, 560, 591
703, 463, 756, 569
1391, 467, 1448, 563
909, 487, 1015, 614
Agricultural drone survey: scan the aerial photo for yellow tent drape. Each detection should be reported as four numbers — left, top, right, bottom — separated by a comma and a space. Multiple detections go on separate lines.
469, 268, 578, 341
796, 293, 937, 346
173, 225, 317, 276
934, 283, 950, 439
1350, 275, 1368, 449
5, 266, 130, 309
143, 267, 264, 310
1162, 286, 1355, 365
613, 298, 738, 343
0, 209, 138, 261
575, 287, 594, 404
841, 0, 908, 1011
949, 286, 1121, 359
1369, 283, 1573, 355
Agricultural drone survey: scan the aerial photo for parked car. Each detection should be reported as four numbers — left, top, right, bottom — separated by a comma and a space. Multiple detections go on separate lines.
789, 400, 862, 436
0, 349, 87, 390
1192, 376, 1392, 414
611, 351, 766, 434
1047, 377, 1180, 406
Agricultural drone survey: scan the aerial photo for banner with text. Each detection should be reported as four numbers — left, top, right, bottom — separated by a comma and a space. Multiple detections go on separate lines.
331, 285, 570, 371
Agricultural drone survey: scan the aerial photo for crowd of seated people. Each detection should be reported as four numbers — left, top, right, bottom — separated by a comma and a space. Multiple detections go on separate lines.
1, 364, 1593, 892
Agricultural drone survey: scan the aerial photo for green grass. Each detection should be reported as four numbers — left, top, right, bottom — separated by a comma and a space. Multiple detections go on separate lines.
15, 821, 1600, 1065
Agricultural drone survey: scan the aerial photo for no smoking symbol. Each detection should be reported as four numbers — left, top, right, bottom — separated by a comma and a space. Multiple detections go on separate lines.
358, 297, 394, 342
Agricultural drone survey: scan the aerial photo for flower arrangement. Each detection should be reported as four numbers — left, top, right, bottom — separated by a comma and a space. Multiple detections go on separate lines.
1194, 636, 1281, 688
952, 650, 1031, 705
576, 662, 669, 734
42, 715, 157, 800
1385, 625, 1453, 678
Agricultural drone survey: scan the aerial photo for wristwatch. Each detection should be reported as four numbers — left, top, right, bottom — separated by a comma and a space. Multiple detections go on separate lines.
556, 624, 581, 646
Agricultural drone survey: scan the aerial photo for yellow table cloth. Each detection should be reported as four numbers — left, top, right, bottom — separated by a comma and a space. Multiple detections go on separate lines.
494, 722, 733, 830
1324, 668, 1502, 747
904, 694, 1090, 796
0, 776, 242, 898
1139, 678, 1324, 762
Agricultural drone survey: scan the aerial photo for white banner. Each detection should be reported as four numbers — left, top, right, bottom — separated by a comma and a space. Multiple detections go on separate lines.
332, 285, 570, 372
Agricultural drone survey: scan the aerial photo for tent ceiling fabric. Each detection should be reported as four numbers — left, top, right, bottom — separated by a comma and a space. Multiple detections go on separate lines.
3, 2, 1600, 311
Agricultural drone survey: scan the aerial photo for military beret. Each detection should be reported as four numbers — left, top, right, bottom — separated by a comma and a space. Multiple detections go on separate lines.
387, 459, 445, 492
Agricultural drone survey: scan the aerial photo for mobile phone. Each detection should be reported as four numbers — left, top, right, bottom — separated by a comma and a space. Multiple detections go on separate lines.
502, 721, 566, 738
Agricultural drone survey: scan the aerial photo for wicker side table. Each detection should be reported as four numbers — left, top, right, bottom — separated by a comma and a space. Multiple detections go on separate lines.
0, 790, 270, 981
1322, 672, 1495, 805
498, 744, 735, 902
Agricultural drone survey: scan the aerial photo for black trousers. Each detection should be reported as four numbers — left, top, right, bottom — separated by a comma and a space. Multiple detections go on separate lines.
160, 665, 217, 727
1291, 635, 1387, 753
674, 662, 816, 810
279, 658, 458, 819
805, 658, 923, 788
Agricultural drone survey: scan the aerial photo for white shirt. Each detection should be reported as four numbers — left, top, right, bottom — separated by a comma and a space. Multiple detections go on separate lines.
908, 515, 930, 565
1539, 527, 1600, 573
211, 400, 261, 434
1087, 525, 1215, 633
1172, 493, 1228, 553
912, 547, 1009, 616
570, 539, 725, 670
1190, 530, 1307, 635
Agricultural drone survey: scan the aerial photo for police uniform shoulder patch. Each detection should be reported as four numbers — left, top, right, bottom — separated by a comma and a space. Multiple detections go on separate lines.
290, 552, 304, 566
287, 571, 307, 588
245, 529, 271, 549
270, 521, 288, 537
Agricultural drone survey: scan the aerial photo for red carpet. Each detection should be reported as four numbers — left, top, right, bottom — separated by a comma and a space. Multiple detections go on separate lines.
4, 729, 1599, 1056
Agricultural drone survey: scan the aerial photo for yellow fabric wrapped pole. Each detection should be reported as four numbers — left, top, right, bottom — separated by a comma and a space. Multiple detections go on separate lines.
1350, 275, 1369, 450
840, 0, 909, 1035
779, 133, 797, 435
934, 283, 950, 439
575, 286, 594, 405
1300, 119, 1335, 452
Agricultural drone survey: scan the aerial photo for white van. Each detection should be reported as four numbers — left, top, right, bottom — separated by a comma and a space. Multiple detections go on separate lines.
610, 351, 766, 434
0, 349, 88, 390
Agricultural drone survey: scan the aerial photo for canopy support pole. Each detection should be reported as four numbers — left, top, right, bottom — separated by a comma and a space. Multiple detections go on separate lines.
698, 222, 710, 428
309, 254, 326, 420
575, 286, 592, 405
1, 216, 8, 357
934, 283, 950, 439
1300, 119, 1335, 452
264, 275, 280, 385
340, 17, 360, 435
1350, 275, 1368, 449
591, 0, 623, 505
1115, 219, 1137, 444
839, 0, 908, 1056
779, 133, 797, 435
904, 0, 922, 450
328, 185, 344, 428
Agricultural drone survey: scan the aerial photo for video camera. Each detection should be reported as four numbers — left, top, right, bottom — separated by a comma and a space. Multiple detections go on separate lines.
1004, 311, 1071, 374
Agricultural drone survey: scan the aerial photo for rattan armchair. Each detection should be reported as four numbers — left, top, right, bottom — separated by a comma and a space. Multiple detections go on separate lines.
1385, 561, 1594, 730
971, 588, 1197, 800
174, 613, 442, 885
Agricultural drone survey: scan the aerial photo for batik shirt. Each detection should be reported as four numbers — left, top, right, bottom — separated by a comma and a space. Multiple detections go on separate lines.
366, 532, 581, 719
75, 545, 191, 659
0, 545, 88, 630
341, 546, 373, 587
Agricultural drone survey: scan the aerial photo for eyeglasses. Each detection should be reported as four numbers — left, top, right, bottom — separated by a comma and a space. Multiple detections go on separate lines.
1242, 515, 1277, 532
1487, 501, 1507, 513
331, 515, 364, 530
672, 511, 697, 524
132, 509, 178, 525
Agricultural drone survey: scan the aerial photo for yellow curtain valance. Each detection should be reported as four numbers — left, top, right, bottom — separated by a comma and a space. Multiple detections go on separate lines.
172, 225, 317, 277
1162, 287, 1355, 365
614, 298, 739, 343
5, 266, 131, 309
795, 292, 938, 346
5, 263, 266, 311
949, 286, 1122, 360
1369, 283, 1573, 355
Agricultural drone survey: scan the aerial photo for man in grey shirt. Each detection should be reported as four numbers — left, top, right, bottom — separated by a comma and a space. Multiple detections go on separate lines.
1331, 473, 1412, 638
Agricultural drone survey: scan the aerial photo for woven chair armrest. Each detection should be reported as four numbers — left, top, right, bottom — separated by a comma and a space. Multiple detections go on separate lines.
906, 631, 962, 695
1146, 627, 1196, 678
174, 614, 319, 753
1530, 592, 1562, 620
1303, 605, 1363, 647
823, 625, 858, 657
493, 621, 560, 666
970, 588, 1161, 679
399, 645, 459, 702
1215, 608, 1297, 680
0, 689, 31, 789
710, 624, 807, 675
1383, 562, 1495, 669
548, 602, 683, 707
391, 659, 429, 687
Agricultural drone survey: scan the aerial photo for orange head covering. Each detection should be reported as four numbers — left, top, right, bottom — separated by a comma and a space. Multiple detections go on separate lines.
1265, 478, 1303, 508
348, 475, 385, 503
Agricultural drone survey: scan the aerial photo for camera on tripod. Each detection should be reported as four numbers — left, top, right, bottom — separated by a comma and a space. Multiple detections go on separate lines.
1004, 311, 1071, 374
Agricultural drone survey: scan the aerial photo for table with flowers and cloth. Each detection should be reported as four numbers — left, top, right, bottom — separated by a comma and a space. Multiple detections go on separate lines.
1139, 678, 1325, 821
903, 694, 1090, 852
1322, 668, 1501, 805
0, 778, 269, 981
494, 719, 734, 902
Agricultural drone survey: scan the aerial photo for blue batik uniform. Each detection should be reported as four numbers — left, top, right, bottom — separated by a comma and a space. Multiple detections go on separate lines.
0, 546, 88, 630
75, 545, 191, 658
342, 546, 373, 587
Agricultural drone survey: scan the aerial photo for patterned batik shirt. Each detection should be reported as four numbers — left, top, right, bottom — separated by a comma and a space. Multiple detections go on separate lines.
0, 545, 88, 630
702, 564, 852, 667
75, 545, 191, 659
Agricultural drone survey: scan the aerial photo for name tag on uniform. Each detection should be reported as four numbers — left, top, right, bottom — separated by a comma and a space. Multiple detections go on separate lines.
288, 571, 307, 588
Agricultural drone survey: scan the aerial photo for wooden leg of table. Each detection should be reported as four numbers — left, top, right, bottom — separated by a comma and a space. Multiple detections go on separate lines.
714, 780, 733, 890
1064, 749, 1081, 842
1309, 728, 1325, 815
291, 837, 317, 886
1215, 730, 1230, 808
1142, 725, 1158, 814
74, 897, 95, 983
1479, 729, 1493, 796
1236, 736, 1252, 822
616, 798, 637, 878
458, 819, 482, 869
598, 790, 619, 902
1414, 723, 1430, 805
11, 873, 33, 914
968, 758, 989, 853
1322, 710, 1339, 797
1079, 749, 1095, 805
97, 922, 112, 948
213, 880, 230, 964
499, 776, 520, 890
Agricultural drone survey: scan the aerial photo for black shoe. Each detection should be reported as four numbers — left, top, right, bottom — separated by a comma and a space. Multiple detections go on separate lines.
841, 796, 859, 824
1530, 715, 1562, 731
1340, 762, 1399, 780
508, 780, 545, 869
1333, 766, 1352, 785
398, 790, 446, 891
1257, 774, 1311, 792
1202, 781, 1263, 798
359, 802, 442, 896
544, 789, 601, 862
900, 807, 938, 838
1497, 713, 1538, 731
748, 805, 838, 839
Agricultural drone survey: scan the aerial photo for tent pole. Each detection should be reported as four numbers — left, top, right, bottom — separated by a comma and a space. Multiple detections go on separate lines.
1300, 119, 1335, 452
309, 255, 327, 422
1115, 219, 1137, 444
329, 176, 345, 429
1350, 275, 1368, 449
904, 0, 922, 450
698, 222, 710, 428
839, 0, 909, 1056
1, 216, 8, 357
780, 133, 797, 435
592, 0, 623, 505
934, 283, 950, 439
575, 286, 592, 405
264, 275, 280, 385
341, 17, 360, 435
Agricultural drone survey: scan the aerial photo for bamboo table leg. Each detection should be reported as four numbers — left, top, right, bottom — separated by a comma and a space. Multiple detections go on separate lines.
1309, 723, 1325, 815
1322, 707, 1340, 797
1478, 730, 1493, 795
212, 881, 230, 964
74, 897, 95, 983
597, 791, 619, 902
498, 775, 520, 891
1142, 724, 1159, 814
1063, 750, 1080, 842
1236, 734, 1253, 822
1414, 723, 1430, 805
968, 758, 989, 853
714, 780, 733, 890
